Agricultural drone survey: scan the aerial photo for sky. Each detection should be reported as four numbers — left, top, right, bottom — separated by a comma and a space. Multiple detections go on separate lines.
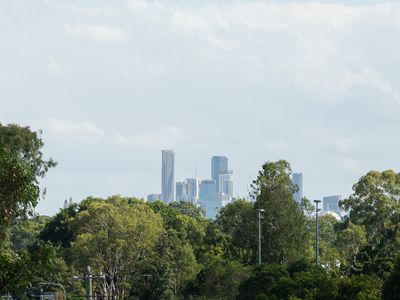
1, 0, 400, 216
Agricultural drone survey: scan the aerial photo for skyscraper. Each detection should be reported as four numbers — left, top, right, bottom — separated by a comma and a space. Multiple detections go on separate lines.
219, 171, 234, 197
199, 179, 218, 219
199, 180, 216, 203
147, 194, 162, 202
176, 178, 199, 204
186, 178, 200, 205
323, 195, 342, 216
211, 156, 228, 193
292, 173, 303, 203
161, 150, 174, 203
176, 181, 186, 202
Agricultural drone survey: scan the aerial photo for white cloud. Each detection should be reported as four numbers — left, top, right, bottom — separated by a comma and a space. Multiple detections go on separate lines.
121, 1, 400, 104
64, 24, 128, 43
44, 118, 106, 141
327, 136, 360, 151
350, 67, 400, 105
67, 4, 102, 16
192, 142, 208, 151
114, 126, 183, 148
265, 141, 290, 152
338, 156, 358, 173
47, 58, 69, 74
127, 0, 165, 11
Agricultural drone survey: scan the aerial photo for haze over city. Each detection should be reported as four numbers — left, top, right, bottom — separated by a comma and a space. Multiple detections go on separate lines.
1, 0, 400, 216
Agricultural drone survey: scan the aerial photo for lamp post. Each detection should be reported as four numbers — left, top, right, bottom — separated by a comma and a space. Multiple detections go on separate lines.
72, 266, 106, 300
257, 208, 265, 264
39, 282, 66, 300
85, 266, 92, 300
314, 200, 321, 267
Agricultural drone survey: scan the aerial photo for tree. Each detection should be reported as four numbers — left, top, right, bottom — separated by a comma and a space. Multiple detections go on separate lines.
0, 123, 56, 240
10, 215, 50, 250
253, 160, 309, 264
382, 257, 400, 300
216, 199, 257, 264
278, 260, 339, 300
150, 230, 199, 299
308, 214, 341, 271
0, 244, 32, 294
0, 123, 56, 296
40, 203, 79, 248
70, 196, 163, 299
238, 260, 340, 300
335, 221, 367, 274
340, 170, 400, 277
168, 201, 205, 218
147, 200, 209, 261
185, 256, 249, 299
237, 264, 288, 300
337, 274, 382, 300
0, 241, 74, 297
300, 197, 314, 218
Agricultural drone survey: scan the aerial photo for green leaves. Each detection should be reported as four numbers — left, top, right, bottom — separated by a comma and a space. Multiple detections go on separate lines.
254, 160, 308, 264
0, 123, 56, 238
340, 170, 400, 277
69, 196, 163, 298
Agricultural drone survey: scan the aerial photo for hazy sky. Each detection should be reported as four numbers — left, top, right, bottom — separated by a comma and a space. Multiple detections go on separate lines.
1, 0, 400, 216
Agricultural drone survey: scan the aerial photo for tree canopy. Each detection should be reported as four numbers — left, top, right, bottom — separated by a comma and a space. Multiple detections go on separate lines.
0, 123, 56, 239
1, 127, 400, 300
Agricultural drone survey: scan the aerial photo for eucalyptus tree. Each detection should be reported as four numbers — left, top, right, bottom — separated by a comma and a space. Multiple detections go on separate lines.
0, 123, 56, 239
340, 170, 400, 277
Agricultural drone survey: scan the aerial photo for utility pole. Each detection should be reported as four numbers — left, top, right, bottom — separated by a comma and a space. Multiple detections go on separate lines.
85, 266, 93, 300
73, 267, 106, 300
314, 200, 321, 267
257, 208, 265, 264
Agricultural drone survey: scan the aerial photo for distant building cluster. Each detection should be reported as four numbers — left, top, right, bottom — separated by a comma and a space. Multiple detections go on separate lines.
139, 151, 343, 220
147, 151, 236, 219
291, 173, 343, 219
63, 198, 74, 209
59, 152, 344, 220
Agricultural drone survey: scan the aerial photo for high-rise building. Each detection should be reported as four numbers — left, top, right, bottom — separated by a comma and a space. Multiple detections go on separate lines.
63, 198, 73, 209
176, 182, 187, 202
203, 193, 231, 220
323, 195, 342, 216
199, 179, 233, 219
199, 179, 216, 203
292, 173, 303, 203
211, 156, 228, 193
176, 178, 200, 205
218, 171, 234, 197
147, 194, 162, 202
161, 150, 174, 203
186, 178, 200, 204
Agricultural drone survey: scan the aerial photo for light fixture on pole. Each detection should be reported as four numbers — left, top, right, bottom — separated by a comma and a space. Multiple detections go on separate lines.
313, 200, 321, 267
72, 266, 106, 300
39, 282, 66, 300
257, 208, 265, 264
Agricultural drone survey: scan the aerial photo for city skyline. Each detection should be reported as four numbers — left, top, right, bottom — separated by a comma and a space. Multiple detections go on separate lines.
155, 150, 343, 219
2, 0, 399, 216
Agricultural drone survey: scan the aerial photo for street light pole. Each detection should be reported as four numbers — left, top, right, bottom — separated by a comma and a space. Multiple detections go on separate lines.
85, 266, 92, 300
314, 200, 321, 267
39, 282, 66, 300
73, 267, 106, 300
257, 208, 265, 264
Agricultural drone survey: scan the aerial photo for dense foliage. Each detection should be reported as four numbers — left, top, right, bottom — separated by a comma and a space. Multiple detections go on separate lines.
1, 124, 400, 299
